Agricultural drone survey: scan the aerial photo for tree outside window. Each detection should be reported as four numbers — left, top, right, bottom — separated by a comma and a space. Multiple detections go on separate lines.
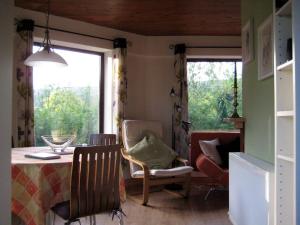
187, 60, 242, 131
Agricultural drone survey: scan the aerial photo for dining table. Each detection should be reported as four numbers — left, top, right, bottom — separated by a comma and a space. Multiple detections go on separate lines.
11, 147, 126, 225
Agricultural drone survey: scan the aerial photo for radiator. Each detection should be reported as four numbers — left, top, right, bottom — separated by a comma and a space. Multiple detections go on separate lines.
229, 153, 274, 225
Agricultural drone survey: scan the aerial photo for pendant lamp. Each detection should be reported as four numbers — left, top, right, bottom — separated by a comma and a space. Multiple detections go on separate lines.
24, 0, 67, 67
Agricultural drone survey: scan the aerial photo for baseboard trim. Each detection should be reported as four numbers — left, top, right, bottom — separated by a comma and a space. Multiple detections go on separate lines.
228, 212, 238, 225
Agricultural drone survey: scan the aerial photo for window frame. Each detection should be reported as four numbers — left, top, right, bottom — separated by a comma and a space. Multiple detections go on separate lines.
187, 58, 242, 63
33, 42, 105, 133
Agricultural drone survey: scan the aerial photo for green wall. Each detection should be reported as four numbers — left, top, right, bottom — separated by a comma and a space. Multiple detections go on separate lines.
242, 0, 274, 164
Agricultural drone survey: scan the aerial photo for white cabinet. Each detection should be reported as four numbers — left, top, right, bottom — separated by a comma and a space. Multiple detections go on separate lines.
229, 153, 274, 225
274, 0, 298, 224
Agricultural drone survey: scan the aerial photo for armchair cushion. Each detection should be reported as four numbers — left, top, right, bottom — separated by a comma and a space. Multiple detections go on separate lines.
127, 131, 177, 169
198, 138, 222, 165
132, 166, 193, 178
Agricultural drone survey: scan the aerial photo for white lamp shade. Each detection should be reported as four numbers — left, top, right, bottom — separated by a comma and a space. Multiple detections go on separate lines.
24, 48, 68, 67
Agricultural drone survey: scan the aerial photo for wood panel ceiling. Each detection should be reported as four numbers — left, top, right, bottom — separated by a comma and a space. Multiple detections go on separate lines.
15, 0, 241, 36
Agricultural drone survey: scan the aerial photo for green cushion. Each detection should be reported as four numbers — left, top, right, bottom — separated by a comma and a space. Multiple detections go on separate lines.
127, 131, 177, 169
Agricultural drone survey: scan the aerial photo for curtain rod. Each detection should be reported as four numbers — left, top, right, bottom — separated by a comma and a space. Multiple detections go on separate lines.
35, 24, 242, 48
169, 44, 241, 49
34, 24, 114, 42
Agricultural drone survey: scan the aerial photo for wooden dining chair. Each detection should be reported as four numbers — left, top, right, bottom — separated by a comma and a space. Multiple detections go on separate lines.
51, 145, 124, 225
89, 133, 117, 146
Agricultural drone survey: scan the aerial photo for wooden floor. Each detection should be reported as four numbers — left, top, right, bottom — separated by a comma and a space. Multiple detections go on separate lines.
54, 186, 233, 225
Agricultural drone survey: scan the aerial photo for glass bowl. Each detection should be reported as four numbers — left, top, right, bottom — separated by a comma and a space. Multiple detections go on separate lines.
41, 135, 76, 153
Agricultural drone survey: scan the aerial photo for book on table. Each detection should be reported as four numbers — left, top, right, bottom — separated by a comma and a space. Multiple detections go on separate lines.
25, 152, 61, 160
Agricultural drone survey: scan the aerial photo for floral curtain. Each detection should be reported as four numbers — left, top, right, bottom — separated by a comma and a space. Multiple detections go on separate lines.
12, 20, 35, 147
173, 44, 189, 159
112, 38, 127, 145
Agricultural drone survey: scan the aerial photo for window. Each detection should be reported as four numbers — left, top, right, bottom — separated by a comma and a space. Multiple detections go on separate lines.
33, 45, 104, 145
187, 59, 242, 131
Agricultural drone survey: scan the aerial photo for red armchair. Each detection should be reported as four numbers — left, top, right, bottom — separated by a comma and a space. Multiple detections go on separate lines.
189, 131, 241, 187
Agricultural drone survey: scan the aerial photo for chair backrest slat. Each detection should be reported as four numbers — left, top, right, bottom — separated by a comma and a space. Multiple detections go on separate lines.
101, 150, 109, 211
79, 151, 88, 215
94, 151, 103, 212
70, 145, 121, 219
87, 151, 96, 213
107, 150, 115, 209
70, 151, 80, 218
89, 134, 117, 146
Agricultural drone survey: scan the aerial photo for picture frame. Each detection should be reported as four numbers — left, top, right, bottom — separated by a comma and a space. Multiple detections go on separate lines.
242, 19, 254, 64
257, 15, 274, 80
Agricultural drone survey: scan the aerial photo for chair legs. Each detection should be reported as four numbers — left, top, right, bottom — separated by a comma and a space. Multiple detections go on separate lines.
142, 177, 149, 205
89, 215, 96, 225
141, 174, 191, 205
93, 215, 96, 225
183, 173, 191, 198
204, 185, 228, 200
53, 212, 76, 225
117, 211, 124, 225
64, 219, 81, 225
204, 187, 216, 200
112, 208, 126, 225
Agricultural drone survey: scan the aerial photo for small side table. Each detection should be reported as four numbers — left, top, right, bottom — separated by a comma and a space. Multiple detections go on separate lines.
224, 117, 246, 152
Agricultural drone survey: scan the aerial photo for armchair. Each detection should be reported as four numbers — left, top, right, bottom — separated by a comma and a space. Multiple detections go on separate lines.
121, 120, 193, 205
190, 131, 240, 194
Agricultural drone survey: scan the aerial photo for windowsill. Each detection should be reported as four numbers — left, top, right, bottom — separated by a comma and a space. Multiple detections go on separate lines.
190, 129, 240, 133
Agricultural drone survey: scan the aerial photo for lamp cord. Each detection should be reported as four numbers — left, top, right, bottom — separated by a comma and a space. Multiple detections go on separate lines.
44, 0, 51, 52
46, 0, 50, 29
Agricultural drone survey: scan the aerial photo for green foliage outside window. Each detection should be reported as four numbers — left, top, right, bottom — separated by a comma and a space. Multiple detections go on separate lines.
187, 61, 242, 131
34, 86, 99, 146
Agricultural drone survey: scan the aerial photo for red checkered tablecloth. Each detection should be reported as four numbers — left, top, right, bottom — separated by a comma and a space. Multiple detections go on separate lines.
11, 147, 126, 225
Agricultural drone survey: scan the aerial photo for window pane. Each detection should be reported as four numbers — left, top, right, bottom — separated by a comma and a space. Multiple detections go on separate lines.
187, 61, 242, 131
33, 46, 101, 145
